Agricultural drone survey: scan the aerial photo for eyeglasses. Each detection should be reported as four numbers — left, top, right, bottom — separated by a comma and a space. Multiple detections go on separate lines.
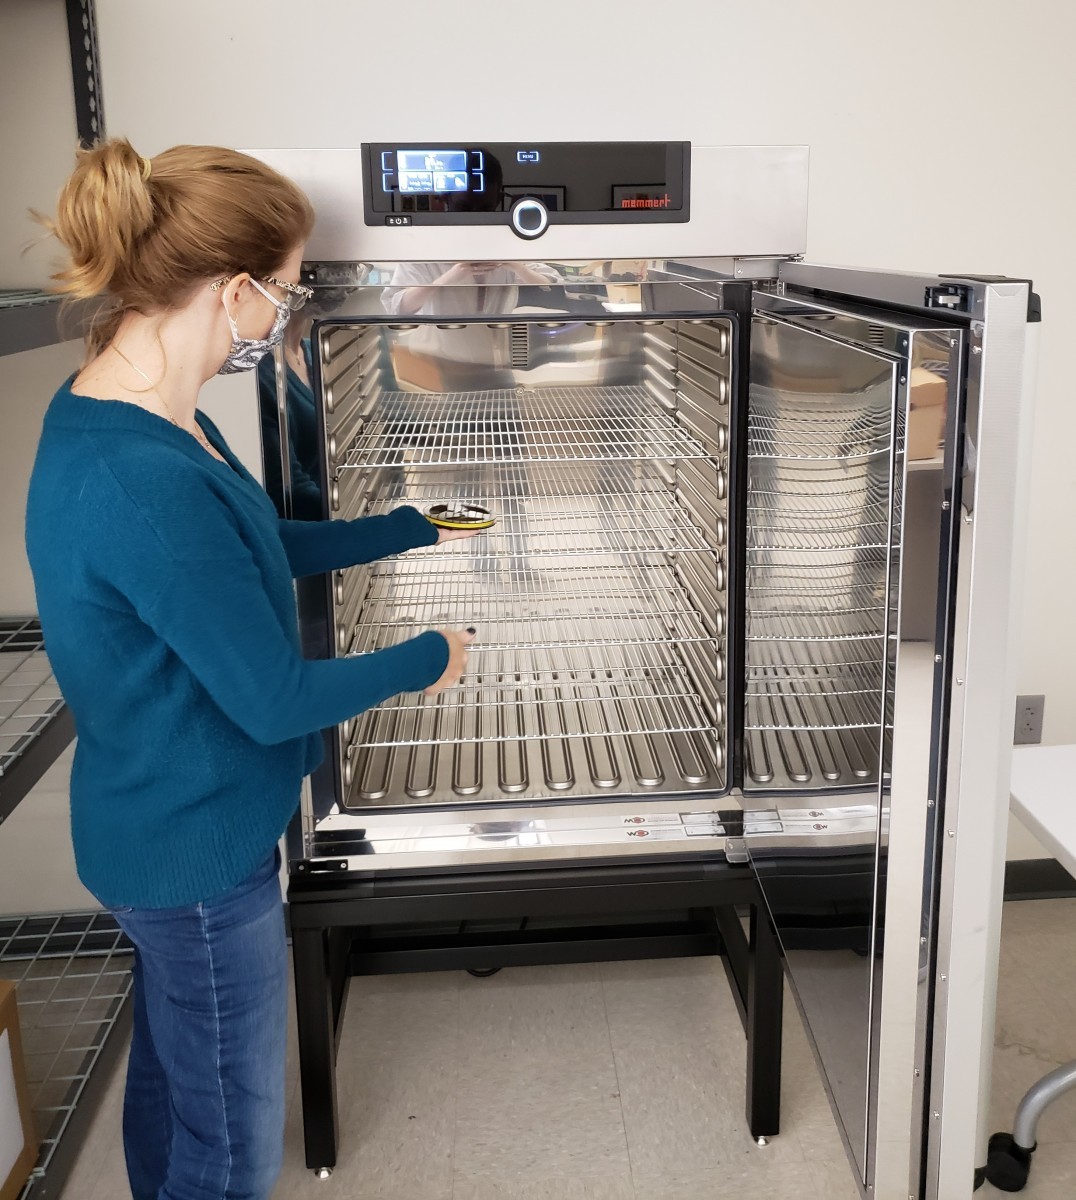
209, 274, 314, 312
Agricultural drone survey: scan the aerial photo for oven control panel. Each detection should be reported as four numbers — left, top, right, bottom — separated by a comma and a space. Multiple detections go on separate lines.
361, 141, 689, 237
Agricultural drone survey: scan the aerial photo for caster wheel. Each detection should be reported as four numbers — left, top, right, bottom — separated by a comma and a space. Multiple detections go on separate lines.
984, 1132, 1034, 1192
467, 967, 502, 978
315, 1167, 333, 1180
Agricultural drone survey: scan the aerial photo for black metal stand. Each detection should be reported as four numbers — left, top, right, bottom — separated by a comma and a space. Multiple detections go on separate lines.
288, 859, 784, 1173
746, 903, 783, 1138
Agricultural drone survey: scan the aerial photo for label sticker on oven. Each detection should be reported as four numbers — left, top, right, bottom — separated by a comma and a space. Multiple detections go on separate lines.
683, 822, 726, 837
622, 814, 682, 826
624, 827, 688, 841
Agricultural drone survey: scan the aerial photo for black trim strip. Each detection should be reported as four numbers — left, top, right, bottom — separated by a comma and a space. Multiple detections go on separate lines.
724, 286, 752, 791
65, 0, 105, 148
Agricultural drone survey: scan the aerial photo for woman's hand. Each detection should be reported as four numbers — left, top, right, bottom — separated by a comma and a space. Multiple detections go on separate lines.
425, 628, 476, 696
437, 262, 483, 286
435, 525, 482, 545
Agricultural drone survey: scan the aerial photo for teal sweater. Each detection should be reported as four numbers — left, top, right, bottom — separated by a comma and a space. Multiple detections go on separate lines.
25, 383, 447, 909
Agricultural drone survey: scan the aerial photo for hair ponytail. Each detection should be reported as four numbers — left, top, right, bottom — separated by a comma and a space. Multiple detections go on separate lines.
37, 138, 314, 361
39, 138, 154, 301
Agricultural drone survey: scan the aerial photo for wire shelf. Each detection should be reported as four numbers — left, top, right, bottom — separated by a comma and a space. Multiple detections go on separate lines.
345, 638, 725, 805
746, 607, 886, 642
746, 494, 891, 552
342, 386, 711, 468
349, 563, 723, 656
746, 637, 886, 676
748, 407, 892, 460
746, 563, 887, 597
743, 635, 886, 786
1, 912, 133, 1195
746, 686, 883, 731
341, 551, 725, 805
0, 619, 66, 780
365, 462, 722, 560
0, 290, 58, 311
350, 607, 720, 660
354, 641, 717, 750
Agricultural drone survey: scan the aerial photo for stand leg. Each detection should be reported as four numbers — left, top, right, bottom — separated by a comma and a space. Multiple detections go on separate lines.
293, 926, 339, 1171
746, 904, 783, 1139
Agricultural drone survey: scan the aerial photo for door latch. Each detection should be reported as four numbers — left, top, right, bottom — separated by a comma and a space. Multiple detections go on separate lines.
925, 283, 972, 313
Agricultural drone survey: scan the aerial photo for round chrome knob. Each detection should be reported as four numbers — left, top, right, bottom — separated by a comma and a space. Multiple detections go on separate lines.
510, 197, 549, 240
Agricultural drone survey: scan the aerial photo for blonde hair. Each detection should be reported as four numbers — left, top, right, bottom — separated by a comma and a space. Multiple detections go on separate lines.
37, 138, 315, 359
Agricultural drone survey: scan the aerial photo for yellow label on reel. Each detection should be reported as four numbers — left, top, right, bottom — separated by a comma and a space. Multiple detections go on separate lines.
424, 503, 497, 530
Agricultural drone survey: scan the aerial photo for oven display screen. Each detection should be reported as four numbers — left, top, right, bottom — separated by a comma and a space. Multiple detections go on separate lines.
365, 141, 689, 224
396, 150, 469, 194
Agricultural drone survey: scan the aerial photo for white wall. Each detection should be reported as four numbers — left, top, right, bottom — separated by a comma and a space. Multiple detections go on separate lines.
0, 0, 79, 286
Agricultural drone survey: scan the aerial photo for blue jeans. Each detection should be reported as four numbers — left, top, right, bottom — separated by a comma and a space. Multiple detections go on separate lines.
109, 852, 287, 1200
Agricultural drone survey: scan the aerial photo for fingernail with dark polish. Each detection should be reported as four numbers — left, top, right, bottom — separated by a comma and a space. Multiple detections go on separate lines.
466, 627, 476, 635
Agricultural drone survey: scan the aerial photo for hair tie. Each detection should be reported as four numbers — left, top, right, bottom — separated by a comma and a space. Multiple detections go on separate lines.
140, 156, 152, 182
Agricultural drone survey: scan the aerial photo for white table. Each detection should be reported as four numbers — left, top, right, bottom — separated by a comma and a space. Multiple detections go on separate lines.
983, 745, 1076, 1191
1010, 745, 1076, 878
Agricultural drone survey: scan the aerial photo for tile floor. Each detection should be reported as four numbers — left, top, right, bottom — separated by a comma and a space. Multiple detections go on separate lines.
47, 898, 1076, 1199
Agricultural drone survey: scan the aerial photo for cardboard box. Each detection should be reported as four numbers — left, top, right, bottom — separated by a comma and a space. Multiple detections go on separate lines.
0, 980, 38, 1200
907, 366, 947, 460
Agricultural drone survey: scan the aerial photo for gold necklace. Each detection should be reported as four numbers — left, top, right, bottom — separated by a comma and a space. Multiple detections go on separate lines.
111, 345, 219, 458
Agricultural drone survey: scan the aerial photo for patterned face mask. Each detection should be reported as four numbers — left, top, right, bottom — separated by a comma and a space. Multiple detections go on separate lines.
217, 279, 292, 375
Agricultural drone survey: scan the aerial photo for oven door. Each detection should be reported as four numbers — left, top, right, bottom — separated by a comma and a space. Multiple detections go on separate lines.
742, 267, 1033, 1200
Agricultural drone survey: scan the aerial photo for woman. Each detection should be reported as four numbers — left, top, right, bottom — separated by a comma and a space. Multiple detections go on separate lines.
24, 139, 475, 1200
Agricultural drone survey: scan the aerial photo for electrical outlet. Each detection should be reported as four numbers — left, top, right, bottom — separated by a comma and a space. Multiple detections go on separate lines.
1014, 694, 1045, 745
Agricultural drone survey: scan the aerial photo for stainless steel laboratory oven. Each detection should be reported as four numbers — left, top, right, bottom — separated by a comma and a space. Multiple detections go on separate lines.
253, 144, 1037, 1200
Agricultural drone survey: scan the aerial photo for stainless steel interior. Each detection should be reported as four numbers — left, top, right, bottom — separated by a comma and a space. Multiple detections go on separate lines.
301, 287, 914, 814
320, 317, 731, 809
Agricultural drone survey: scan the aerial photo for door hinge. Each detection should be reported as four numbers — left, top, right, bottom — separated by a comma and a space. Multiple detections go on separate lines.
724, 837, 749, 864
